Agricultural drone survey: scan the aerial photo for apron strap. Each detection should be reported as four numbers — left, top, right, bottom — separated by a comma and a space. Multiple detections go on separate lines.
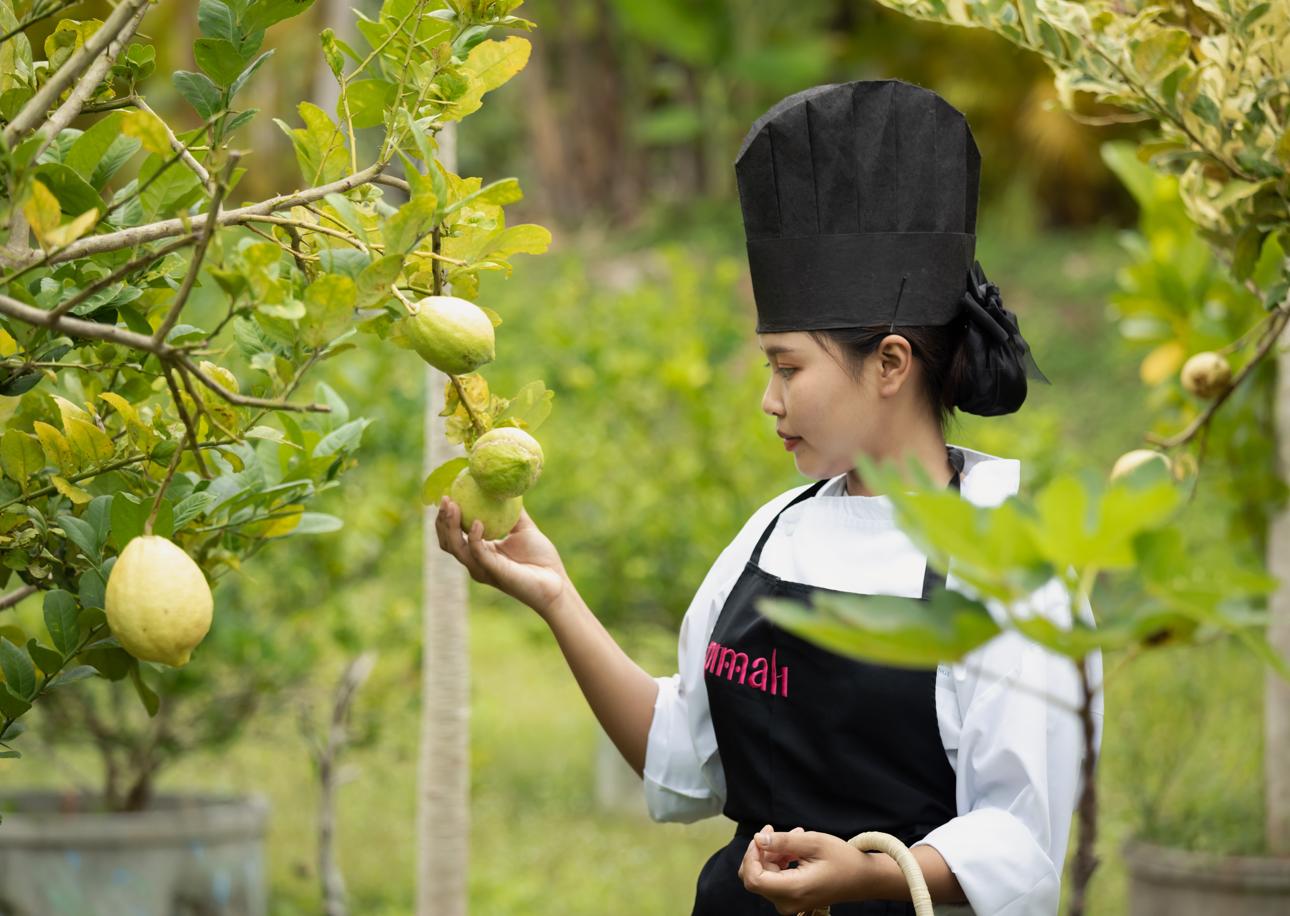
749, 446, 966, 581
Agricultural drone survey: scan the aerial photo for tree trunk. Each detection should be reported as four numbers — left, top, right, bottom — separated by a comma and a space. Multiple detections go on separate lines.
416, 123, 471, 916
1266, 331, 1290, 853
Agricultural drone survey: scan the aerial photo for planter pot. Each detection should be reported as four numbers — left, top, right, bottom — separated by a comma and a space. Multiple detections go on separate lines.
0, 790, 270, 916
1125, 839, 1290, 916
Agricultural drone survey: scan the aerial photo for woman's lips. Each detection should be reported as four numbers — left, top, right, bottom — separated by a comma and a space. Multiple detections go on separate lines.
783, 436, 802, 451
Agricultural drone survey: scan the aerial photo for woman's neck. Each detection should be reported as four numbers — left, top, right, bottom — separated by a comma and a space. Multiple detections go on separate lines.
845, 435, 953, 497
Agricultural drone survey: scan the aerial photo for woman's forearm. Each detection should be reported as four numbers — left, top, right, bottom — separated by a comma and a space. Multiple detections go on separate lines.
541, 580, 660, 778
850, 844, 967, 905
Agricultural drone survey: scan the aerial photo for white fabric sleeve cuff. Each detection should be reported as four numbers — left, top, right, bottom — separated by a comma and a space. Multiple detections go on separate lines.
642, 673, 725, 823
914, 807, 1060, 916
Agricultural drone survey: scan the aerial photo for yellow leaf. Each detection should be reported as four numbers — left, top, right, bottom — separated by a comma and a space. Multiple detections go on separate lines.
32, 421, 77, 474
248, 504, 303, 539
0, 326, 16, 357
1140, 340, 1186, 386
43, 207, 100, 248
64, 416, 115, 464
120, 109, 172, 156
463, 36, 531, 94
51, 394, 93, 427
51, 475, 92, 505
22, 180, 61, 249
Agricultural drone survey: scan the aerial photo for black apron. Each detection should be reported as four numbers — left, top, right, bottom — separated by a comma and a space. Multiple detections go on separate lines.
692, 447, 964, 915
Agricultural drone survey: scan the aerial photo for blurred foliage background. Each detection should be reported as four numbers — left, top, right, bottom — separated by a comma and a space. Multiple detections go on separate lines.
5, 0, 1270, 913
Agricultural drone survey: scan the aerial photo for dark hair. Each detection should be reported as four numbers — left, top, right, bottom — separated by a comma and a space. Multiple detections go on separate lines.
806, 319, 973, 440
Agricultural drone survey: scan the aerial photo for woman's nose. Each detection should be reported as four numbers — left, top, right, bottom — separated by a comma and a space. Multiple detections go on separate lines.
762, 377, 782, 417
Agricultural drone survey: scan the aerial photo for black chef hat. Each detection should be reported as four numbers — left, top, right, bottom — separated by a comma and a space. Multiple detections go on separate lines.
735, 78, 1049, 416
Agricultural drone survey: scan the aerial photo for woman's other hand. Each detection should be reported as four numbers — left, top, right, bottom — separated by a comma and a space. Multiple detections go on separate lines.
738, 826, 876, 915
434, 495, 570, 618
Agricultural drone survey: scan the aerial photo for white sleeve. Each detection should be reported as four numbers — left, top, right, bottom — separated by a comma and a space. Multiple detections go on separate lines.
642, 486, 809, 823
916, 576, 1105, 916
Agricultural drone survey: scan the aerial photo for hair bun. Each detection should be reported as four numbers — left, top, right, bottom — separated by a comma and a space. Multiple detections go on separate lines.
952, 262, 1051, 417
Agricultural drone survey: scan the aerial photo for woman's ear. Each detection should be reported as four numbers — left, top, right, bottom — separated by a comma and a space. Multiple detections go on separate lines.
876, 334, 915, 389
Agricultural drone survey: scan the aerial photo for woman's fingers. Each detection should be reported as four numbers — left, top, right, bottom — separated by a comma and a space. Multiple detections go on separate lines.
437, 497, 485, 577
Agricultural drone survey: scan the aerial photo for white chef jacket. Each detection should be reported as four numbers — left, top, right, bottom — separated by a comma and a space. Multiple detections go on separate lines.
643, 444, 1105, 916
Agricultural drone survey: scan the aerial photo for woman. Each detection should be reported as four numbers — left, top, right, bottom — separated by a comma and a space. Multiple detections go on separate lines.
435, 80, 1102, 915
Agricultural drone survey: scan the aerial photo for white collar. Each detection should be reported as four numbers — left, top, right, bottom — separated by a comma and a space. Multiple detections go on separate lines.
815, 443, 1021, 511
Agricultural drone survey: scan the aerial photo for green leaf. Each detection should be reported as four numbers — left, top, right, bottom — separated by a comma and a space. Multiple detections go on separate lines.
27, 639, 62, 677
108, 492, 150, 551
197, 0, 237, 42
32, 162, 102, 216
78, 567, 105, 612
1, 430, 44, 491
85, 495, 112, 550
195, 37, 247, 87
301, 274, 356, 347
323, 192, 369, 244
421, 457, 468, 505
291, 512, 343, 534
82, 645, 131, 681
756, 587, 1001, 669
43, 589, 81, 655
229, 50, 273, 98
384, 193, 438, 255
65, 111, 131, 184
242, 0, 317, 32
274, 101, 347, 185
339, 79, 394, 130
313, 418, 372, 458
173, 70, 224, 120
46, 665, 98, 690
129, 661, 159, 716
56, 512, 101, 565
356, 253, 402, 307
0, 638, 36, 700
0, 684, 31, 718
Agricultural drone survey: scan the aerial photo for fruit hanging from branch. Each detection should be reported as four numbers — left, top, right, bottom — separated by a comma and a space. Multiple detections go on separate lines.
404, 295, 496, 376
469, 427, 543, 499
1180, 351, 1232, 400
104, 536, 214, 668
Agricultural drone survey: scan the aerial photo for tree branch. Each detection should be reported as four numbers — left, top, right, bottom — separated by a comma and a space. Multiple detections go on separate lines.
5, 160, 388, 270
136, 97, 214, 194
152, 154, 237, 346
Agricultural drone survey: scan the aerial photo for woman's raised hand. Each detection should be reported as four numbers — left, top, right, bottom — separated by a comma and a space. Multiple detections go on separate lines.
434, 496, 571, 618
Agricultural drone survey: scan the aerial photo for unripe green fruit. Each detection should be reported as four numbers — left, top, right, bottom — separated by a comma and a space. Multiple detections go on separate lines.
105, 536, 213, 667
450, 468, 522, 540
468, 427, 544, 499
404, 295, 495, 376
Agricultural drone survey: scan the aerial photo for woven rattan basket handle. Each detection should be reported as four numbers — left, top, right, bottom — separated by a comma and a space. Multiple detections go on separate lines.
796, 830, 933, 916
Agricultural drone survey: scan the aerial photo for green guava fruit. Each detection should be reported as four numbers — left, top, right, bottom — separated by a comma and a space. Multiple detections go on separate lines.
405, 295, 495, 376
450, 468, 522, 540
105, 535, 214, 667
468, 427, 544, 499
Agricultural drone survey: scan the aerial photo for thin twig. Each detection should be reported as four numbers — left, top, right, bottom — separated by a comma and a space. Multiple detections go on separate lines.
0, 584, 38, 612
144, 430, 188, 536
153, 155, 239, 346
162, 365, 209, 478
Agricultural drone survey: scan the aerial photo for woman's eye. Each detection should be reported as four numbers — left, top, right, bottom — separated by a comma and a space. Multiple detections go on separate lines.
763, 361, 794, 378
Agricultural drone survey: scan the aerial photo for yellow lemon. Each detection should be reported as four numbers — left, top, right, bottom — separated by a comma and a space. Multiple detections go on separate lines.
105, 536, 213, 667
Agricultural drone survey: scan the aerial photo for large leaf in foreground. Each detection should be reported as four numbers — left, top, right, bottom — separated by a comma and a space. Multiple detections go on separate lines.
756, 586, 1001, 670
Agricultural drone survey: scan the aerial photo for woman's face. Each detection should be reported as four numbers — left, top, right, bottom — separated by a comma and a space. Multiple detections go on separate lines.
759, 330, 917, 480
